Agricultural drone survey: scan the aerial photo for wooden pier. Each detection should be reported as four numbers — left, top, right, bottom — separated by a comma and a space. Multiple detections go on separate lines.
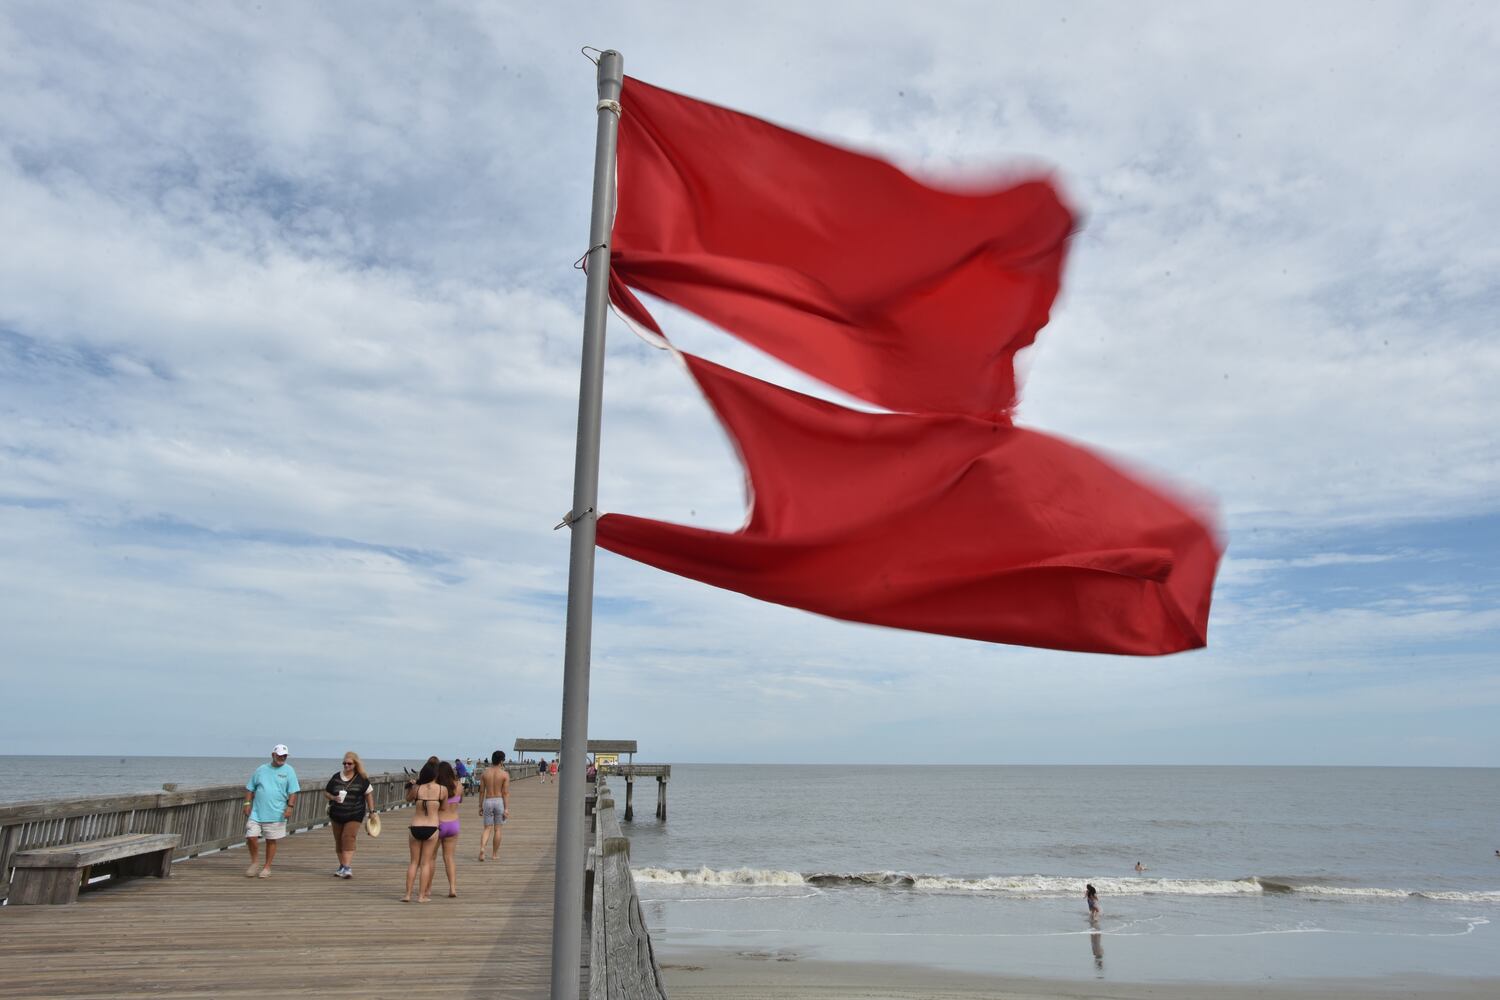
513, 740, 671, 822
1, 764, 672, 999
612, 765, 671, 821
0, 774, 568, 999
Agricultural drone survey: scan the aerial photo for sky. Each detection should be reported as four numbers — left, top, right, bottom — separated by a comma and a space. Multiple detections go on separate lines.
1, 2, 1496, 766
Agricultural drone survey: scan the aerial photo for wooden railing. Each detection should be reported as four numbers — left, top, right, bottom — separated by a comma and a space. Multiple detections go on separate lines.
0, 771, 430, 902
588, 776, 668, 999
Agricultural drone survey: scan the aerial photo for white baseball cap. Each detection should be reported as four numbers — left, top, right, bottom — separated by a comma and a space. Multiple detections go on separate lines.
272, 744, 290, 757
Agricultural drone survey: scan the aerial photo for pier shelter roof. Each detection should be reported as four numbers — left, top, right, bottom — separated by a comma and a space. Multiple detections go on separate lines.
514, 738, 637, 755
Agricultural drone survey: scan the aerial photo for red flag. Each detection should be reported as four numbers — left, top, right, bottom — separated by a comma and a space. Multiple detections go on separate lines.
610, 77, 1076, 419
597, 355, 1221, 656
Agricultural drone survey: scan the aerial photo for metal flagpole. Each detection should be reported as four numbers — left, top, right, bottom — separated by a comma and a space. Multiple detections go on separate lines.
550, 47, 622, 1000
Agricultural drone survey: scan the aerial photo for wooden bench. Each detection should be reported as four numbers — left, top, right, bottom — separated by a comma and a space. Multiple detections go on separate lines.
8, 833, 181, 905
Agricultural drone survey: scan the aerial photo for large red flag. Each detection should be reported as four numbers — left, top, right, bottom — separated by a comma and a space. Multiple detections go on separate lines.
610, 77, 1076, 420
597, 355, 1221, 656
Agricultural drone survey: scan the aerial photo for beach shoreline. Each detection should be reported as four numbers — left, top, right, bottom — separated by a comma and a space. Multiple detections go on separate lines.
659, 949, 1500, 999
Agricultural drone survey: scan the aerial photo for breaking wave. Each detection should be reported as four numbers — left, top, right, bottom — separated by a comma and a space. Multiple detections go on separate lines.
634, 866, 807, 887
632, 866, 1500, 904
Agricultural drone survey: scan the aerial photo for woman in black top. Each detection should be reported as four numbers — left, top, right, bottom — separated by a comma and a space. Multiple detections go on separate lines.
324, 751, 375, 879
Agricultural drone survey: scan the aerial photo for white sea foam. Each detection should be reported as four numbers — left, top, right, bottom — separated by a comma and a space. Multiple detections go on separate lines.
632, 866, 1500, 904
633, 865, 806, 887
1416, 891, 1500, 904
1279, 885, 1413, 900
1260, 880, 1500, 904
636, 867, 1260, 896
909, 874, 1262, 896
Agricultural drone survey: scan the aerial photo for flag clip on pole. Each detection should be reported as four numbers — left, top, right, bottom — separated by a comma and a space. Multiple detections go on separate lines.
550, 48, 622, 1000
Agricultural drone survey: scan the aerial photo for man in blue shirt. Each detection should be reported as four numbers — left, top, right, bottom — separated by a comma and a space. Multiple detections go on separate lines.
243, 744, 300, 878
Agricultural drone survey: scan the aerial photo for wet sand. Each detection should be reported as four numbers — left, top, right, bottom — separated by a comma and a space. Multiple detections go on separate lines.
660, 950, 1500, 999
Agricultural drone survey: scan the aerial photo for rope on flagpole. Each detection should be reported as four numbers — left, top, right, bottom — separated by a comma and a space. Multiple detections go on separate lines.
581, 46, 603, 65
553, 507, 594, 531
573, 243, 607, 270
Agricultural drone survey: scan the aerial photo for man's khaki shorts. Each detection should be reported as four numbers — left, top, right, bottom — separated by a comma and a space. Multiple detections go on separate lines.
245, 819, 288, 841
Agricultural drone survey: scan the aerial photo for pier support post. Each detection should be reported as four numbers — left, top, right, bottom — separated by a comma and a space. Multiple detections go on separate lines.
624, 775, 634, 822
656, 776, 666, 820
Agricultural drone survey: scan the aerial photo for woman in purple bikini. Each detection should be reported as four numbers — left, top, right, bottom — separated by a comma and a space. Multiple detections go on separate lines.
435, 760, 464, 898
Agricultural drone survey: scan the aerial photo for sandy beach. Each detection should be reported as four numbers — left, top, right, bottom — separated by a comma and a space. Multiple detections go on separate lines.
660, 950, 1500, 1000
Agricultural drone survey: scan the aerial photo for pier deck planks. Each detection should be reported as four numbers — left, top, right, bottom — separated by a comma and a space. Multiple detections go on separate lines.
0, 777, 570, 999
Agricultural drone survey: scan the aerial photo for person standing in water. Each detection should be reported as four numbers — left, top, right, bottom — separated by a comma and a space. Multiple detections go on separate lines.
1086, 883, 1101, 921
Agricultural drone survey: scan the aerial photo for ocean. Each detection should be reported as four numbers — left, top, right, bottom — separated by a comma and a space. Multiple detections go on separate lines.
5, 758, 1498, 985
0, 754, 433, 804
622, 764, 1500, 984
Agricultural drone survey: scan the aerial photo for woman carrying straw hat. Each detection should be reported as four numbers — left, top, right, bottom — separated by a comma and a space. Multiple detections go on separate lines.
324, 751, 376, 879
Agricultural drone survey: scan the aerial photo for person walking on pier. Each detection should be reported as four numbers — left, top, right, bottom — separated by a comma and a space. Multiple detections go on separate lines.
403, 761, 442, 902
324, 751, 375, 879
435, 760, 464, 898
478, 750, 510, 862
243, 745, 299, 878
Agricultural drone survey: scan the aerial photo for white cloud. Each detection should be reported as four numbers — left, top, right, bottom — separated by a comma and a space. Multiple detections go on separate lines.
1, 1, 1496, 764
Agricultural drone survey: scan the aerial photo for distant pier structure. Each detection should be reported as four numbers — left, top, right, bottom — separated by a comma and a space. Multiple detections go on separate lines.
514, 738, 671, 821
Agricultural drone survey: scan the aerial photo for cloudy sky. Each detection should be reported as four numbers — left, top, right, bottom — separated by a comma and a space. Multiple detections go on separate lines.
2, 2, 1496, 765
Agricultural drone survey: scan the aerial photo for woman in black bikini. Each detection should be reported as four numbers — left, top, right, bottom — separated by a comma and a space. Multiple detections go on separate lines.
403, 761, 443, 902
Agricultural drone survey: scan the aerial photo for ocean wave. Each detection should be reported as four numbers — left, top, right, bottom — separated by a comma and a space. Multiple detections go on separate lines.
912, 874, 1263, 896
1253, 879, 1500, 904
1256, 881, 1411, 900
1417, 891, 1500, 903
631, 866, 1500, 904
634, 866, 807, 887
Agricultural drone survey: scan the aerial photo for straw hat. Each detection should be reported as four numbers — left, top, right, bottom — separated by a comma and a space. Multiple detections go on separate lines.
364, 812, 382, 837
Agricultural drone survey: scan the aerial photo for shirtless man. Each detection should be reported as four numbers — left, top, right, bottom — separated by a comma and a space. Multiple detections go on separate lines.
477, 750, 511, 861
